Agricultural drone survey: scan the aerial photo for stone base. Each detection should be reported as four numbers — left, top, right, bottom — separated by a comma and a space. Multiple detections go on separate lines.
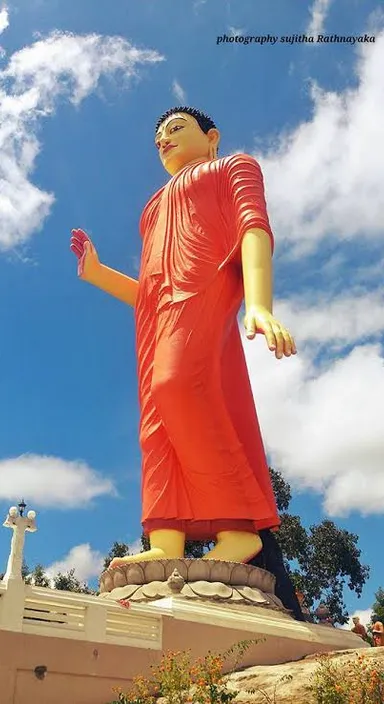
99, 558, 288, 612
98, 558, 369, 668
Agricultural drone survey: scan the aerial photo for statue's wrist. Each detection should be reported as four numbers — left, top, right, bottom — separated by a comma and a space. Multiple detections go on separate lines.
84, 260, 104, 285
246, 303, 268, 316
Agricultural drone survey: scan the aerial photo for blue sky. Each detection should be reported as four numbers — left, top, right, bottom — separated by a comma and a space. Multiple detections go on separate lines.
0, 0, 383, 626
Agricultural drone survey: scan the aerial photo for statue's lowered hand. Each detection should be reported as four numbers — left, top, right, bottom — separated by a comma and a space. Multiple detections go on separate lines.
244, 304, 297, 360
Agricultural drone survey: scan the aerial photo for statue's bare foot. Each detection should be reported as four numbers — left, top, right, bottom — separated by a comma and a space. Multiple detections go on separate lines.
109, 548, 169, 568
108, 530, 186, 568
203, 531, 262, 562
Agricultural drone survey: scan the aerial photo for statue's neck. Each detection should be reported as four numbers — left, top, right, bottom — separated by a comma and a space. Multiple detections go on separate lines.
171, 155, 215, 177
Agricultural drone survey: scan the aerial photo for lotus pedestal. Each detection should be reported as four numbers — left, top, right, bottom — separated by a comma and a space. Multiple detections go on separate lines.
98, 559, 369, 667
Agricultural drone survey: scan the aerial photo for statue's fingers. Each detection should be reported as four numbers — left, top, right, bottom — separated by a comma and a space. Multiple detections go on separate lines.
245, 316, 257, 340
288, 332, 297, 356
70, 242, 82, 259
283, 329, 297, 355
272, 325, 285, 358
72, 228, 89, 243
70, 232, 85, 249
263, 324, 276, 351
281, 329, 294, 357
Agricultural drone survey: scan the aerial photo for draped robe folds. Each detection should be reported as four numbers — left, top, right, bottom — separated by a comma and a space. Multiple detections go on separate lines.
135, 154, 280, 540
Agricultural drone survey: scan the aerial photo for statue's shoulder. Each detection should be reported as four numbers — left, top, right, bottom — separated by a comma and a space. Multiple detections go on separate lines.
217, 152, 260, 173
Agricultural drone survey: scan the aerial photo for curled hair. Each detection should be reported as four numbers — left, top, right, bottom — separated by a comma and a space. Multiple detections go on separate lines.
155, 106, 217, 134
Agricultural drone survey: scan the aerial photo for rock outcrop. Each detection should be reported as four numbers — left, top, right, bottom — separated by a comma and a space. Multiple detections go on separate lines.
225, 646, 384, 703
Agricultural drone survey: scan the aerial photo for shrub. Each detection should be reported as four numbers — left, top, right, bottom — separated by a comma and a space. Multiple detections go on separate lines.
309, 652, 384, 704
106, 640, 259, 704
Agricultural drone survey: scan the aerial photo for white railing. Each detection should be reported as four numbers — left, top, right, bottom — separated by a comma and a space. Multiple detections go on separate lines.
0, 581, 162, 649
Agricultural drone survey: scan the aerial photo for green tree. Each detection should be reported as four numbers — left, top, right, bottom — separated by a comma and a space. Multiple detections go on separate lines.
103, 541, 131, 570
53, 568, 93, 594
269, 469, 369, 624
23, 562, 94, 594
25, 564, 50, 588
371, 587, 384, 623
285, 519, 369, 623
269, 467, 291, 510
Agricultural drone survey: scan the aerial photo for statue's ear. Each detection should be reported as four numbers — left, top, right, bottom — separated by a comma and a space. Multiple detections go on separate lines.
207, 128, 220, 149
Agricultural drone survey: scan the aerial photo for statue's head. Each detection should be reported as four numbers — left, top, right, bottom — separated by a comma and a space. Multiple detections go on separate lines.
155, 106, 220, 175
352, 616, 360, 624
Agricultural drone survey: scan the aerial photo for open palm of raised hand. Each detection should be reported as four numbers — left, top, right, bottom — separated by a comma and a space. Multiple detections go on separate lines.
70, 228, 100, 281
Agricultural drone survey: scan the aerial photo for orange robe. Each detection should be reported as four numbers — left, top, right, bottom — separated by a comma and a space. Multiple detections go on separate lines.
136, 154, 280, 541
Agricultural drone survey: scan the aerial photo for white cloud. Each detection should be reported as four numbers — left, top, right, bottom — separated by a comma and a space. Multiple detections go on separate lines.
193, 0, 207, 11
340, 608, 373, 630
0, 27, 163, 250
254, 29, 384, 256
228, 26, 244, 38
128, 537, 143, 555
172, 79, 186, 103
45, 538, 143, 582
276, 290, 384, 348
242, 293, 384, 518
248, 18, 384, 520
46, 543, 104, 582
0, 454, 116, 508
0, 7, 9, 35
306, 0, 333, 36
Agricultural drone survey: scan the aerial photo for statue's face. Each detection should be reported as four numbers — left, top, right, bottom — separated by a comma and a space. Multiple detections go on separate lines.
155, 112, 219, 175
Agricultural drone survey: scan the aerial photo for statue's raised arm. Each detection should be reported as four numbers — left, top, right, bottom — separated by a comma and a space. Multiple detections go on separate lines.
70, 228, 138, 307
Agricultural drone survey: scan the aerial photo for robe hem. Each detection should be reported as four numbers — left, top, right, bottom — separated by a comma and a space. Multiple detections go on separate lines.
142, 516, 280, 542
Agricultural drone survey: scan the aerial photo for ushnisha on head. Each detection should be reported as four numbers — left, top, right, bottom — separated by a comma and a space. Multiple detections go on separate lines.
155, 106, 220, 176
